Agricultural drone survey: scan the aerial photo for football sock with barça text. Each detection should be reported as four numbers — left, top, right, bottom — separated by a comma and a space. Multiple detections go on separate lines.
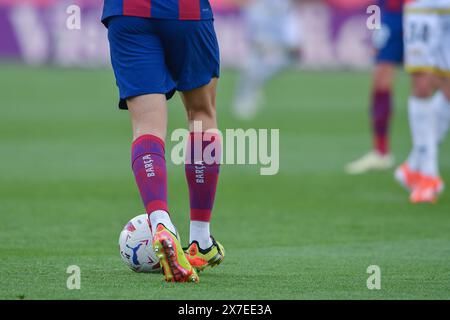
371, 89, 392, 155
185, 132, 221, 249
131, 134, 176, 234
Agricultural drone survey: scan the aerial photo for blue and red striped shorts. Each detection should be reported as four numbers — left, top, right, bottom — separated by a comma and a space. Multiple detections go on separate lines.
106, 16, 220, 109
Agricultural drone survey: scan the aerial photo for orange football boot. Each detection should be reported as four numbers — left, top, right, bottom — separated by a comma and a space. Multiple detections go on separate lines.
410, 175, 444, 204
394, 163, 422, 191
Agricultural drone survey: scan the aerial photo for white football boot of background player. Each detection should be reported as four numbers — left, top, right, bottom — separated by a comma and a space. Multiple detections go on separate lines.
345, 151, 394, 175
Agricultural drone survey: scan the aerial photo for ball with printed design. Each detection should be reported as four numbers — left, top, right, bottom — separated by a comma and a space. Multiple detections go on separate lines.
119, 214, 160, 273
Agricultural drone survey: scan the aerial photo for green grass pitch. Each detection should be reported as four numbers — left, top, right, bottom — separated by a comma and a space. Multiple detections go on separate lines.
0, 64, 449, 300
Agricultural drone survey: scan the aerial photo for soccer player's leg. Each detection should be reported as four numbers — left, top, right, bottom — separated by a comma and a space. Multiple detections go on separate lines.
232, 50, 266, 121
400, 5, 444, 203
233, 0, 296, 120
346, 13, 402, 174
128, 96, 199, 282
411, 9, 450, 202
345, 63, 396, 174
371, 63, 395, 158
181, 81, 225, 271
107, 16, 198, 282
232, 4, 268, 120
434, 89, 450, 144
399, 72, 443, 201
435, 9, 450, 145
158, 19, 225, 271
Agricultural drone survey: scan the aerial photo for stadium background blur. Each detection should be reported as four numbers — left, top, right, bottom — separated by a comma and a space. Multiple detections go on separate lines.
0, 0, 375, 68
1, 0, 449, 299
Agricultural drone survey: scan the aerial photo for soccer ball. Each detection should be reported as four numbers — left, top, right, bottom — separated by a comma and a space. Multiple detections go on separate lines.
119, 214, 160, 273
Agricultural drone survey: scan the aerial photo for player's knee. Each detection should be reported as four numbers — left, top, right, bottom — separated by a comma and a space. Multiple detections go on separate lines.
127, 94, 168, 140
412, 73, 436, 98
373, 78, 392, 92
413, 86, 434, 99
186, 100, 216, 121
183, 79, 218, 122
373, 64, 394, 92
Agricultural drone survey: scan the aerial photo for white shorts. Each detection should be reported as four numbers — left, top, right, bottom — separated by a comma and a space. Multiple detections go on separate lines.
404, 0, 450, 76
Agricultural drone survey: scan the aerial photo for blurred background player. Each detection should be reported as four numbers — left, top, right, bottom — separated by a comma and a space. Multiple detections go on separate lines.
395, 0, 450, 203
232, 0, 302, 120
346, 0, 405, 174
